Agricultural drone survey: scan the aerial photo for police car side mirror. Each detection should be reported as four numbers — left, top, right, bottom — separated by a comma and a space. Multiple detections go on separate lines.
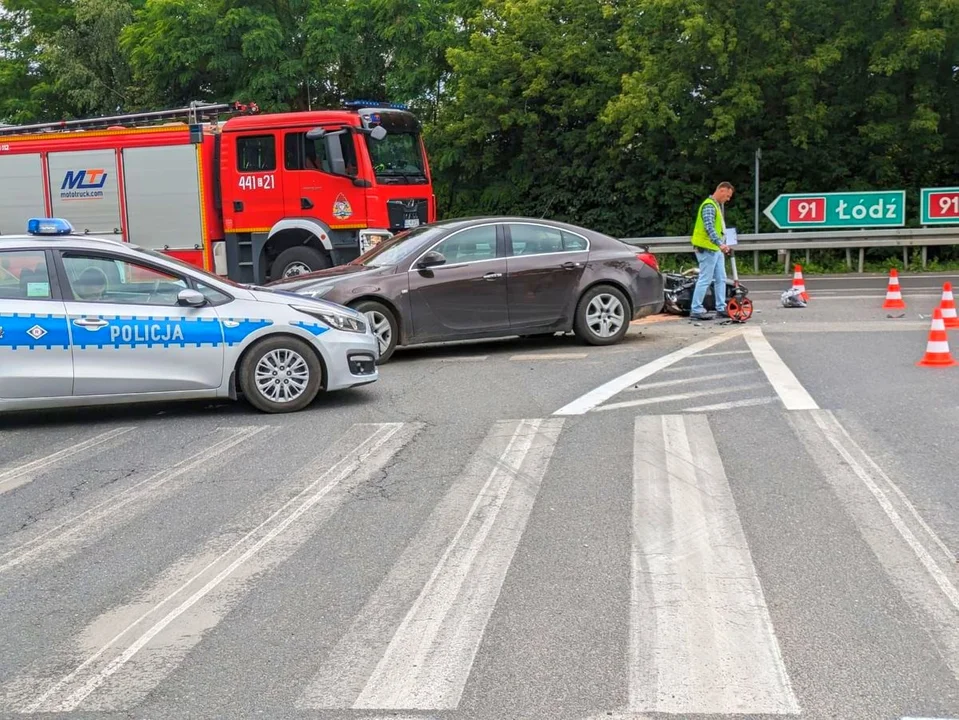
177, 289, 207, 307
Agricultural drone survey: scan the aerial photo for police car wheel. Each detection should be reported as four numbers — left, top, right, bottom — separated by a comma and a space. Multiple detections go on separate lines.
239, 336, 322, 413
573, 284, 631, 346
271, 246, 331, 280
352, 300, 398, 364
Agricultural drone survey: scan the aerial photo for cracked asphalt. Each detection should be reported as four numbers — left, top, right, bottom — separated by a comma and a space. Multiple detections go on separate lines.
2, 287, 959, 720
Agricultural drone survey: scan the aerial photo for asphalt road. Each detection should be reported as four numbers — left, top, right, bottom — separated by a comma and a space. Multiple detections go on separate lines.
2, 273, 959, 720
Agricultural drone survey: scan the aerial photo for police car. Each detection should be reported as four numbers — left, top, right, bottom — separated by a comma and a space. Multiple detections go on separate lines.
0, 218, 380, 414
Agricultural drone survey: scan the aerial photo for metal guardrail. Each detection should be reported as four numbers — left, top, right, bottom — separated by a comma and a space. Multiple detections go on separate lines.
621, 227, 959, 273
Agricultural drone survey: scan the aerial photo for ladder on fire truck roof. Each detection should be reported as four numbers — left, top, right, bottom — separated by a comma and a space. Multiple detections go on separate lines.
0, 100, 260, 137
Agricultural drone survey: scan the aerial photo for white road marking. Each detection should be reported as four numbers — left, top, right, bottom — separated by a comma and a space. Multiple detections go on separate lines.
630, 415, 799, 715
684, 396, 778, 412
743, 327, 819, 410
625, 370, 755, 392
509, 352, 588, 360
438, 355, 489, 362
693, 349, 752, 358
790, 410, 959, 680
553, 329, 742, 415
12, 422, 417, 714
751, 293, 941, 301
300, 418, 563, 711
596, 384, 768, 412
0, 426, 268, 576
0, 427, 136, 496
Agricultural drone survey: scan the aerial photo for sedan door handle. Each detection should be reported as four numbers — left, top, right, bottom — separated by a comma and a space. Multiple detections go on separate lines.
483, 272, 503, 280
561, 261, 582, 270
73, 317, 108, 329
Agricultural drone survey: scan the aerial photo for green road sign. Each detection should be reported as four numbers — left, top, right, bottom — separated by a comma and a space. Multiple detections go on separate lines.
921, 187, 959, 225
763, 191, 906, 230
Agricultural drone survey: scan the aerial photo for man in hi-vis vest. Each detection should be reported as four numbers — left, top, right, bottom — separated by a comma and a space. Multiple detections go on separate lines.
690, 181, 735, 320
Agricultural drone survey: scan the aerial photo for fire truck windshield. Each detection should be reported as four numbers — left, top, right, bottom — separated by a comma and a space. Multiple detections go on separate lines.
366, 132, 428, 185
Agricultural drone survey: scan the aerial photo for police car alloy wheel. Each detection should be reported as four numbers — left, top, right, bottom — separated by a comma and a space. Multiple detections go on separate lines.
239, 336, 323, 413
573, 284, 631, 346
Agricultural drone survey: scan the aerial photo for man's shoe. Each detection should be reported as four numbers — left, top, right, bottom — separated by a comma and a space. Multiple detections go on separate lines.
690, 312, 714, 321
715, 310, 730, 318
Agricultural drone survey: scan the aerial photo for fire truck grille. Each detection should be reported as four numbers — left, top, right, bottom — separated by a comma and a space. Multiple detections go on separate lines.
386, 199, 429, 231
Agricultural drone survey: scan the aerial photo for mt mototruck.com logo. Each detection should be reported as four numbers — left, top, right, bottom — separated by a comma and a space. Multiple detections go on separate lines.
60, 169, 108, 200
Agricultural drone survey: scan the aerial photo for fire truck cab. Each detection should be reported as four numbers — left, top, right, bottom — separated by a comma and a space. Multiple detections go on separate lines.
0, 101, 436, 284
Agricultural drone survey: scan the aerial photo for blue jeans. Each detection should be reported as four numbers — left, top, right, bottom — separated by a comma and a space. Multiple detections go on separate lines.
691, 249, 727, 315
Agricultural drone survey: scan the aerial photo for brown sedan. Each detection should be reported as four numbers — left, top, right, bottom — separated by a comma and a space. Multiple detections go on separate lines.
265, 216, 665, 363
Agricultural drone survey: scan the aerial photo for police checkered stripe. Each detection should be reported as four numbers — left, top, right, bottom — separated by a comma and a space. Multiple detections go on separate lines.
70, 316, 274, 350
0, 313, 71, 350
290, 320, 329, 337
72, 316, 224, 351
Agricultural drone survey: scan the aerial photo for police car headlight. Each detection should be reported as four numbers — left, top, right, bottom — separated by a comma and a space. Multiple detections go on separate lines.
293, 305, 367, 334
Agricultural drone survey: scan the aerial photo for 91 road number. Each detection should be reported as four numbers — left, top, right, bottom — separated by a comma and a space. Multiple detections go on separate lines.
929, 192, 959, 219
238, 174, 276, 191
787, 197, 826, 224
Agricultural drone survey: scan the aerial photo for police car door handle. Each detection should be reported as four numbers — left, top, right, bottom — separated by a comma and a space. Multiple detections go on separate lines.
73, 317, 108, 329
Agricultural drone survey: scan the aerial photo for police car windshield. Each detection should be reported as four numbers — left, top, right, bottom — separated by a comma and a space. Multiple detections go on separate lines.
352, 225, 444, 267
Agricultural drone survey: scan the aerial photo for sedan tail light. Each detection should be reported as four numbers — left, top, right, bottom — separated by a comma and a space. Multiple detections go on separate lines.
637, 251, 659, 271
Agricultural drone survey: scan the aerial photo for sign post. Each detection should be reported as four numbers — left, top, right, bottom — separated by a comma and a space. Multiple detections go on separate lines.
763, 190, 906, 230
920, 187, 959, 225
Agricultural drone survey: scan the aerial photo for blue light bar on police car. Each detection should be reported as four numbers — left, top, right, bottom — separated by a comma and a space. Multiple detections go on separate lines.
27, 218, 75, 236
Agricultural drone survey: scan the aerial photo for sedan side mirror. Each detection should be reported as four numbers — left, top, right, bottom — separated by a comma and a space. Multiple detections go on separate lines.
417, 251, 447, 269
178, 288, 207, 307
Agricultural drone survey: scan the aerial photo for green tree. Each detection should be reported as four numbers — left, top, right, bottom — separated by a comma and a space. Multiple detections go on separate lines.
45, 0, 142, 115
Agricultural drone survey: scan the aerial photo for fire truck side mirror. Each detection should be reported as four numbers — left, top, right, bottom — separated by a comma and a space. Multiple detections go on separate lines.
369, 125, 388, 141
305, 127, 326, 141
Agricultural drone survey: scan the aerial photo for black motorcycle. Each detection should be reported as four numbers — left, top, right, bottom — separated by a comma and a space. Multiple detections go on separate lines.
662, 266, 751, 320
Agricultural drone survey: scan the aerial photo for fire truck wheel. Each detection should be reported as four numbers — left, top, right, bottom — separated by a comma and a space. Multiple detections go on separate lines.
238, 336, 323, 413
270, 246, 331, 279
352, 300, 397, 364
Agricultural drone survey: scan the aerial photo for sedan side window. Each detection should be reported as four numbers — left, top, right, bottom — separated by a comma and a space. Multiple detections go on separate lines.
432, 226, 498, 264
562, 231, 589, 251
508, 224, 565, 256
61, 254, 188, 306
0, 250, 53, 300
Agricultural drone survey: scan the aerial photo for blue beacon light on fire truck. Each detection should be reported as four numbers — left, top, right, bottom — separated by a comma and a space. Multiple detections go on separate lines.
342, 100, 411, 111
27, 218, 75, 236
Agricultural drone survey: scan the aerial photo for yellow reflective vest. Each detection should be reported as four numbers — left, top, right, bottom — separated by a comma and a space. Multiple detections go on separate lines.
691, 197, 724, 252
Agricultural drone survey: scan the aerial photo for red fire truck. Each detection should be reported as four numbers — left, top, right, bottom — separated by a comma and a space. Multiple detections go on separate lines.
0, 100, 436, 283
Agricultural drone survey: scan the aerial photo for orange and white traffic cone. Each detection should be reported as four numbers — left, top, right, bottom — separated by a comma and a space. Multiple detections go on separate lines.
938, 282, 959, 329
792, 265, 809, 302
883, 268, 906, 310
917, 308, 958, 367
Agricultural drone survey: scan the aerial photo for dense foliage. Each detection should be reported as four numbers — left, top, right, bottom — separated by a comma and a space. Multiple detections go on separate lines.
2, 0, 957, 237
